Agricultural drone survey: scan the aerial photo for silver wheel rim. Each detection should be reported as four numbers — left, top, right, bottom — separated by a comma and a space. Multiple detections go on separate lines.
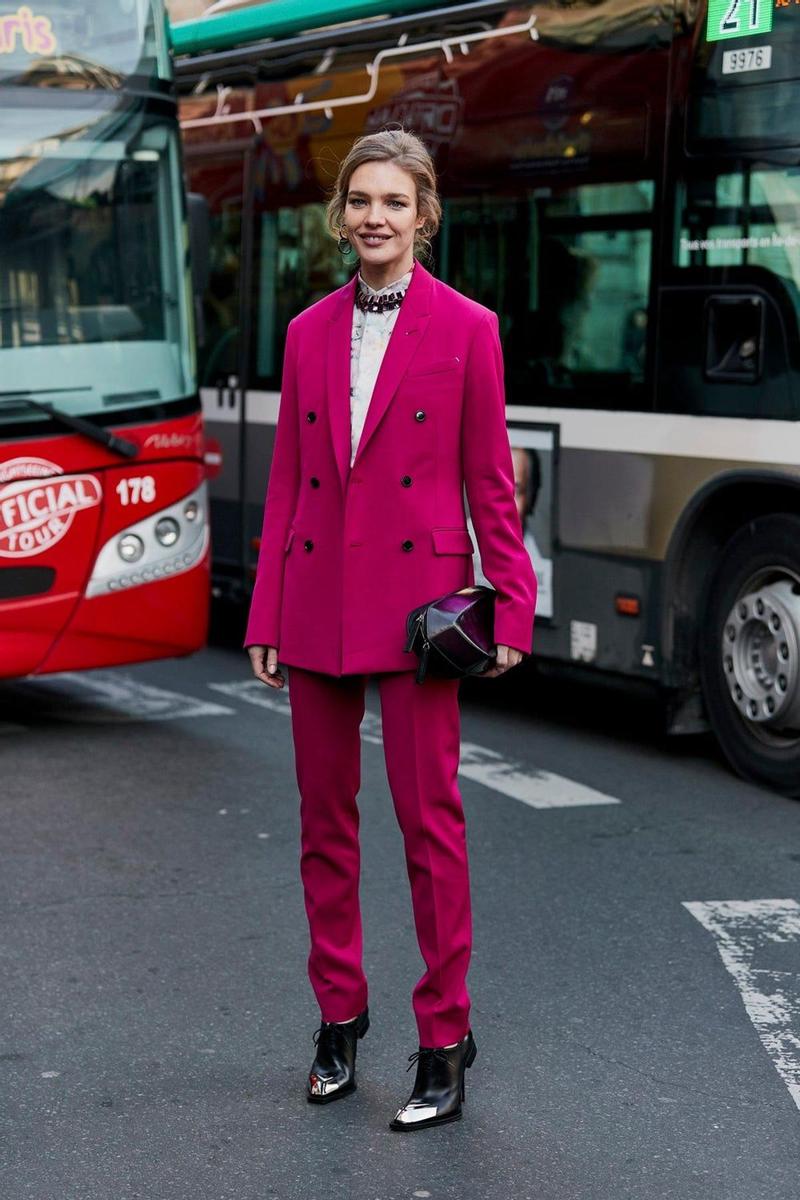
721, 568, 800, 745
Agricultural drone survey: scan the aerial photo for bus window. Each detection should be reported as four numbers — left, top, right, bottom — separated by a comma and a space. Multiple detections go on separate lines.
677, 166, 800, 312
252, 204, 348, 389
441, 180, 654, 409
669, 164, 800, 419
198, 208, 241, 387
191, 157, 244, 390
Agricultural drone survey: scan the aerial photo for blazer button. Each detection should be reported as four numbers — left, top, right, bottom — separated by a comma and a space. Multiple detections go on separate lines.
414, 410, 426, 422
310, 476, 320, 488
402, 539, 414, 552
304, 539, 314, 552
306, 410, 317, 423
401, 475, 412, 487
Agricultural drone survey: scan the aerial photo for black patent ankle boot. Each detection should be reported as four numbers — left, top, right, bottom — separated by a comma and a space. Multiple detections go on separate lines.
306, 1006, 370, 1103
389, 1029, 477, 1131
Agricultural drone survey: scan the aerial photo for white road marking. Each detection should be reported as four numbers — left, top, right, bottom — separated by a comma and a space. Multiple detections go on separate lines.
210, 679, 386, 744
209, 679, 289, 714
683, 899, 800, 1112
27, 671, 234, 723
210, 679, 620, 808
458, 741, 620, 808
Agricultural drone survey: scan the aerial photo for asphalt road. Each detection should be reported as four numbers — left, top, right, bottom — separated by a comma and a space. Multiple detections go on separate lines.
2, 645, 799, 1200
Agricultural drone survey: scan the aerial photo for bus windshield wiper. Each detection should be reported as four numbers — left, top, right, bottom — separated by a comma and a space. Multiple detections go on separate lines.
0, 396, 139, 459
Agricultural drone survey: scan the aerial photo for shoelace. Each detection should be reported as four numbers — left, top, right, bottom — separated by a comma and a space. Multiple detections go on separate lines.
406, 1046, 452, 1072
312, 1020, 355, 1047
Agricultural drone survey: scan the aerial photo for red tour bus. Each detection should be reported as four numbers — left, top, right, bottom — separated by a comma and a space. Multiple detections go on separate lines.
1, 0, 211, 679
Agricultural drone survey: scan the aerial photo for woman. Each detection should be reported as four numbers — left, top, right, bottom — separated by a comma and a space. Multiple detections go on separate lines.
245, 128, 537, 1131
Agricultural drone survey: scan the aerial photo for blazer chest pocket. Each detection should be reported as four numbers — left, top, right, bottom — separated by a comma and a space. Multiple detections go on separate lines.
432, 527, 474, 555
407, 355, 461, 380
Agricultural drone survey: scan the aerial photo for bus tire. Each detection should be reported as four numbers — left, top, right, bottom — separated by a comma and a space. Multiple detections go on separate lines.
700, 513, 800, 796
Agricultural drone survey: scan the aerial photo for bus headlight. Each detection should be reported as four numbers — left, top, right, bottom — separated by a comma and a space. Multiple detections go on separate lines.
118, 533, 145, 562
155, 517, 180, 547
87, 482, 208, 598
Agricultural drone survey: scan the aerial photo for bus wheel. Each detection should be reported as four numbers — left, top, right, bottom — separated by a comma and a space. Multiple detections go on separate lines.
700, 513, 800, 796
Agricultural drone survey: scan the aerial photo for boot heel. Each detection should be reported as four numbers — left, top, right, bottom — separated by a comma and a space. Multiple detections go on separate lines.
465, 1040, 477, 1069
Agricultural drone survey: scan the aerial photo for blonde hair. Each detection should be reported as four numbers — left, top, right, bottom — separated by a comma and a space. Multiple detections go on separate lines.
325, 128, 442, 262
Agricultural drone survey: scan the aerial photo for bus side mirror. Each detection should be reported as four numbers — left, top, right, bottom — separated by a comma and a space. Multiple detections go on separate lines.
187, 192, 210, 347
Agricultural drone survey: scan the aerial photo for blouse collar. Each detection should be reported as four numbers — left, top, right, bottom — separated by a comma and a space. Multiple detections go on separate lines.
357, 262, 415, 298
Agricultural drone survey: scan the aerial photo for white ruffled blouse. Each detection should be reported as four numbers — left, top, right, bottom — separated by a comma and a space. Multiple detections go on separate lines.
349, 264, 414, 467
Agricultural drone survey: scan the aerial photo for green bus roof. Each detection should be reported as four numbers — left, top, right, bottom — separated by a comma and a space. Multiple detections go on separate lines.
169, 0, 461, 56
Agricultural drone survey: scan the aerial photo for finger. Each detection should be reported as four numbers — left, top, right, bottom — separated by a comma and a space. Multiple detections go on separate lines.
249, 654, 267, 680
257, 668, 284, 688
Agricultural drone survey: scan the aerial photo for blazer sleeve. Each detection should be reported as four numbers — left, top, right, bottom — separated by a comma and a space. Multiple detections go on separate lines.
461, 310, 538, 654
243, 320, 300, 648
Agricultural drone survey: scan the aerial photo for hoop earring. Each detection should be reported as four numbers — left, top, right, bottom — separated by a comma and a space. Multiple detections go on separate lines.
337, 227, 352, 255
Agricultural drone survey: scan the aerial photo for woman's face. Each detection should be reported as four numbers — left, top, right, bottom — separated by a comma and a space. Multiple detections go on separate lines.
343, 159, 426, 274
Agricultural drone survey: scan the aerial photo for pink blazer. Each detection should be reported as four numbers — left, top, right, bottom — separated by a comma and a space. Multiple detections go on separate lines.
244, 257, 537, 675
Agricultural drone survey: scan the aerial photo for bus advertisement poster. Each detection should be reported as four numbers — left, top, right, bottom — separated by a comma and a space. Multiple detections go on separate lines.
469, 425, 555, 622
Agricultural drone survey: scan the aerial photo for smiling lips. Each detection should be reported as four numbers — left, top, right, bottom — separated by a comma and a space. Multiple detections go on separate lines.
360, 232, 391, 244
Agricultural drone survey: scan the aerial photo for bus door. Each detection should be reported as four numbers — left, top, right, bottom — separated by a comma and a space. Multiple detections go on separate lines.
657, 11, 800, 423
187, 144, 255, 601
440, 185, 658, 669
243, 198, 352, 589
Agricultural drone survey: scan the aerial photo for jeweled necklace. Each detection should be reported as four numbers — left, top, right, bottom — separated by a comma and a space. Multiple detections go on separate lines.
354, 284, 406, 314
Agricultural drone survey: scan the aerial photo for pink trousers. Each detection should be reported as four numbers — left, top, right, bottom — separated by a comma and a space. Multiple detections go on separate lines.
287, 665, 473, 1047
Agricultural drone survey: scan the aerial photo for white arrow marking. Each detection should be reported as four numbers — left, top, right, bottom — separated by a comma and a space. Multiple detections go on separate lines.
683, 898, 800, 1111
210, 680, 620, 808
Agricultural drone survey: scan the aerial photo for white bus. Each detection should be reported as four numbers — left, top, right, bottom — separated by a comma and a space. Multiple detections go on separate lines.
173, 0, 800, 794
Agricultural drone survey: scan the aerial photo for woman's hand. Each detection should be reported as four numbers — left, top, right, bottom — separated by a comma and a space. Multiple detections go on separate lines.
247, 644, 285, 688
478, 644, 526, 678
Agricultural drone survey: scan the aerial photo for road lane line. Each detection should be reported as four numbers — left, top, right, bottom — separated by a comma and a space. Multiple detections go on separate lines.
26, 672, 234, 723
683, 899, 800, 1112
210, 680, 620, 808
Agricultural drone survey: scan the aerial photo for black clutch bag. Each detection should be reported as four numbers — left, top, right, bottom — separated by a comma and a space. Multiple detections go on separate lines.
404, 585, 497, 684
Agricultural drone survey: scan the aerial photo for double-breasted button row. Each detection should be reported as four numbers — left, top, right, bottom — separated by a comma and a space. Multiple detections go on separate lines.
402, 539, 414, 552
401, 475, 412, 487
310, 476, 320, 488
306, 410, 317, 423
304, 539, 314, 552
414, 410, 426, 422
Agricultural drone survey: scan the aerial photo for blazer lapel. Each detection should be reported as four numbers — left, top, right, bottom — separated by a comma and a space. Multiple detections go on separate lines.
326, 259, 434, 490
326, 272, 358, 490
353, 262, 433, 469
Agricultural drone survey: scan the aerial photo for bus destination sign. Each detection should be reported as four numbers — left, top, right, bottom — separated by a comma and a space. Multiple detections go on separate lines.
706, 0, 773, 41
